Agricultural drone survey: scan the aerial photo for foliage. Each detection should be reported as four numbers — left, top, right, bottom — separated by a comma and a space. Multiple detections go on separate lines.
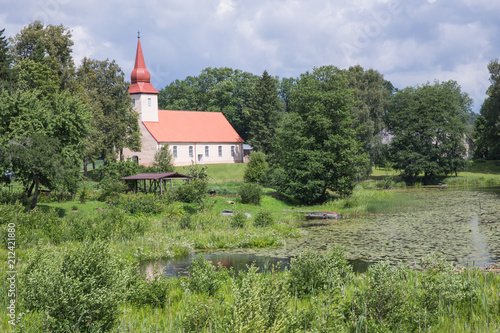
238, 183, 262, 205
230, 211, 247, 228
289, 246, 352, 297
188, 255, 225, 296
152, 144, 174, 173
270, 65, 367, 204
20, 240, 123, 332
243, 151, 268, 184
9, 21, 74, 91
0, 28, 12, 89
110, 193, 171, 215
76, 57, 140, 165
474, 59, 500, 159
247, 70, 282, 154
253, 209, 274, 227
344, 65, 391, 177
176, 179, 208, 204
98, 177, 128, 201
386, 80, 472, 183
231, 265, 298, 332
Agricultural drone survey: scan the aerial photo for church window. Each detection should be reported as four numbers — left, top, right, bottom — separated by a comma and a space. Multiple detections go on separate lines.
231, 146, 235, 157
148, 98, 152, 107
218, 146, 222, 157
205, 146, 209, 157
132, 98, 135, 107
173, 146, 178, 158
189, 146, 193, 158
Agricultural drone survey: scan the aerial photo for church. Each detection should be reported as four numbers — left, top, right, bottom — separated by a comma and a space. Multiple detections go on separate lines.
122, 37, 245, 166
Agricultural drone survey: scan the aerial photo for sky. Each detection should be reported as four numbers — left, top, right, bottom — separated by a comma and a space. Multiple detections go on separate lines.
1, 0, 499, 112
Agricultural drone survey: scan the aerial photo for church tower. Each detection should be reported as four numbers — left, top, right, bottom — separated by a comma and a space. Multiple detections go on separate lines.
129, 35, 159, 122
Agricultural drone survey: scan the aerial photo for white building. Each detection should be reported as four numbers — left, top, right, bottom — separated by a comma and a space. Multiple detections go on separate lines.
122, 37, 244, 166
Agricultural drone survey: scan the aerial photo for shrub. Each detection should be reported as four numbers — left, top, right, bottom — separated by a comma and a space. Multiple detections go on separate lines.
244, 151, 268, 184
238, 183, 262, 205
98, 177, 128, 201
230, 211, 247, 228
232, 265, 298, 332
289, 246, 352, 296
188, 255, 224, 296
253, 209, 274, 227
20, 240, 124, 332
176, 179, 208, 203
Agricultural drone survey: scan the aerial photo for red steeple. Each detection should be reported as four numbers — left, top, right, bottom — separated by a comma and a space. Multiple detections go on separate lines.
129, 36, 159, 94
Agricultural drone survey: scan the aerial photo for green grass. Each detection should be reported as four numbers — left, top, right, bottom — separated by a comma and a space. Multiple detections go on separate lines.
176, 163, 246, 182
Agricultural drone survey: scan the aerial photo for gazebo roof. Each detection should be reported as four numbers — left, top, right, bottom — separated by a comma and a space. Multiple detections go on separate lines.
121, 172, 192, 180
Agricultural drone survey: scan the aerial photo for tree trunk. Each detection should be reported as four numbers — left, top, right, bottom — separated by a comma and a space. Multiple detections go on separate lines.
26, 180, 35, 197
83, 158, 88, 177
120, 148, 124, 161
30, 174, 39, 210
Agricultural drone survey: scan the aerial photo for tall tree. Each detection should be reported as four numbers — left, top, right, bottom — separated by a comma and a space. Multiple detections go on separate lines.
247, 70, 282, 154
76, 58, 140, 166
385, 80, 472, 183
0, 28, 12, 90
9, 21, 75, 91
474, 60, 500, 159
270, 66, 367, 204
344, 65, 391, 176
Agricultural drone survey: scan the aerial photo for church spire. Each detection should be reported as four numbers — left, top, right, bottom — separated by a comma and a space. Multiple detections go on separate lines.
129, 35, 158, 94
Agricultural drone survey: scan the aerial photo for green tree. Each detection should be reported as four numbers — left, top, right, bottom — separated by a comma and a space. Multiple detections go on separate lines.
9, 21, 75, 91
344, 65, 391, 176
76, 58, 140, 166
152, 144, 174, 173
9, 134, 60, 209
474, 60, 500, 159
244, 151, 268, 184
247, 70, 282, 154
0, 28, 12, 90
385, 80, 472, 183
270, 66, 367, 204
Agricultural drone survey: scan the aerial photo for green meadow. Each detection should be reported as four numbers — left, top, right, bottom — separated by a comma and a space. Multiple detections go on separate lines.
1, 162, 500, 332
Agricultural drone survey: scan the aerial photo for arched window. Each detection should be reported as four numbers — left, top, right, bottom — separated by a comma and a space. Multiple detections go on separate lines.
132, 155, 139, 164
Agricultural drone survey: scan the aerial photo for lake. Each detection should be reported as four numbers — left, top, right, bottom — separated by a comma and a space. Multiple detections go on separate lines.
142, 186, 500, 277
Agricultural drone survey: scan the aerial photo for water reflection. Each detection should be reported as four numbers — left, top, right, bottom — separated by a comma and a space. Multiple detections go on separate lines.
141, 253, 372, 279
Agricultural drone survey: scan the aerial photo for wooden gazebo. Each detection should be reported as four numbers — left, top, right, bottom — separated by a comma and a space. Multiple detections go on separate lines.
121, 172, 193, 194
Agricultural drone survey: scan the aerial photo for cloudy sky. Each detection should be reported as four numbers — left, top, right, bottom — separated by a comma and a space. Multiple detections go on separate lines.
1, 0, 498, 112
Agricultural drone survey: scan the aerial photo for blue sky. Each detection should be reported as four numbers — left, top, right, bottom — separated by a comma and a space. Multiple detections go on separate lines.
1, 0, 498, 112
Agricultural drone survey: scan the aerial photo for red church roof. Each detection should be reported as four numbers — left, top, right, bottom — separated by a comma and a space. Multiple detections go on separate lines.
143, 110, 244, 143
129, 38, 158, 94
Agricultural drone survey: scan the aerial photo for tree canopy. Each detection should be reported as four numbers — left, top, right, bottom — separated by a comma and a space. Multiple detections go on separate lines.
385, 80, 472, 183
474, 60, 500, 159
270, 66, 367, 204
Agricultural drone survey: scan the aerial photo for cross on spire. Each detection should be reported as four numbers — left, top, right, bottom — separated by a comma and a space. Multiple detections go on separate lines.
137, 30, 140, 39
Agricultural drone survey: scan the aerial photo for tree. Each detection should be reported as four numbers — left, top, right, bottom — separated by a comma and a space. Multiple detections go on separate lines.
244, 151, 268, 184
0, 28, 12, 90
9, 134, 60, 209
247, 71, 282, 154
474, 60, 500, 159
152, 144, 174, 173
385, 80, 472, 183
9, 21, 75, 91
76, 58, 140, 166
270, 66, 367, 204
344, 65, 391, 176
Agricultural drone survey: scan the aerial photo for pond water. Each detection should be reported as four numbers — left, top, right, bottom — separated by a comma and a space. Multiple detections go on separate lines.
142, 187, 500, 278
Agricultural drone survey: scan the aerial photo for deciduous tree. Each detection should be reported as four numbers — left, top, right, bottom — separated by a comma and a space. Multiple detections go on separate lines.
270, 66, 367, 204
385, 80, 472, 183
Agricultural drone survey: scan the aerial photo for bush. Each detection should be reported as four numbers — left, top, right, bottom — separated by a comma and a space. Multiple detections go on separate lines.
176, 179, 208, 203
230, 211, 247, 228
238, 183, 262, 205
253, 209, 274, 227
244, 151, 268, 184
20, 240, 124, 332
289, 246, 352, 296
98, 177, 128, 201
188, 255, 224, 296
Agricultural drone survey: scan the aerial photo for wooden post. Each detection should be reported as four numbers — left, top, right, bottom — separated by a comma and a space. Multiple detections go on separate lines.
134, 180, 138, 194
